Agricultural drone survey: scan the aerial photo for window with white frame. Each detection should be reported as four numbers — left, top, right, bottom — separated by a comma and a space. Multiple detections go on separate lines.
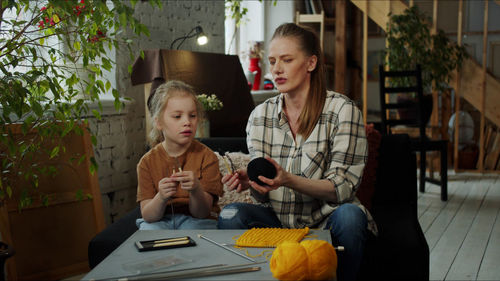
224, 1, 294, 81
1, 2, 116, 102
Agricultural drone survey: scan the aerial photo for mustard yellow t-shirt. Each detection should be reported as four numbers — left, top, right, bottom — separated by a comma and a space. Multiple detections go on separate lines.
136, 140, 223, 216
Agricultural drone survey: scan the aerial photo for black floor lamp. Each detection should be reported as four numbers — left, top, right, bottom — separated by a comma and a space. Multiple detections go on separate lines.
170, 25, 208, 50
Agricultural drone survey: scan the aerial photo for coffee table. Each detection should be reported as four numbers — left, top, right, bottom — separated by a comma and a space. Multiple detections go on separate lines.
83, 229, 331, 280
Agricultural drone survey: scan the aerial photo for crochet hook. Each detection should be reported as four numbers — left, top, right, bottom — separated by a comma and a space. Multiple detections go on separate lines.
197, 234, 257, 263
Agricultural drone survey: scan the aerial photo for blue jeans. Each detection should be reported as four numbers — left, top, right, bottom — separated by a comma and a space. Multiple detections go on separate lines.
217, 203, 367, 281
136, 214, 217, 230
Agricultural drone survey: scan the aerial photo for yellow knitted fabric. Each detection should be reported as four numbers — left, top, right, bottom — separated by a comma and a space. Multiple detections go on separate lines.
235, 227, 309, 248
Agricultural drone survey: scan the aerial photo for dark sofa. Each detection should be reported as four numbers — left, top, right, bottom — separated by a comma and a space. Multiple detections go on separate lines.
88, 134, 429, 280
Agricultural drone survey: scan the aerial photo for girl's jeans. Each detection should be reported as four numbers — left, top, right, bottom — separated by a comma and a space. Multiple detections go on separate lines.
136, 214, 217, 230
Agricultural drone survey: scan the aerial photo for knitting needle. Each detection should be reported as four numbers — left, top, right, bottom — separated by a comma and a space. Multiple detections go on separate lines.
168, 166, 178, 229
152, 239, 191, 248
144, 236, 189, 243
225, 152, 236, 173
197, 234, 257, 263
139, 237, 190, 248
222, 157, 233, 174
105, 263, 262, 281
98, 263, 228, 281
147, 236, 189, 244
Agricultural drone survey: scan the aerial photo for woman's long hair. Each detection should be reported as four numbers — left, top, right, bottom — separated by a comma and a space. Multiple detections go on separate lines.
271, 23, 326, 139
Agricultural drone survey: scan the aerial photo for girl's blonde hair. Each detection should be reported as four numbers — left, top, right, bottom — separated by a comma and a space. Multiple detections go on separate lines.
148, 80, 204, 146
271, 23, 326, 139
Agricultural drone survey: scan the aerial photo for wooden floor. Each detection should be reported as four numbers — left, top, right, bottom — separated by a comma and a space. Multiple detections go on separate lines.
418, 170, 500, 281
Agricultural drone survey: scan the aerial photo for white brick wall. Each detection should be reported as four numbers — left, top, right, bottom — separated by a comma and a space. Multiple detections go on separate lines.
92, 1, 225, 225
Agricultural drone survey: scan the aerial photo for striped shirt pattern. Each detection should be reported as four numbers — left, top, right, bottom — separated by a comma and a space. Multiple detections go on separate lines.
246, 91, 377, 234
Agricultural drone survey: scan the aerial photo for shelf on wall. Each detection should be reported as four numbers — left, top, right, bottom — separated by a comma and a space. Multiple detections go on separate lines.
296, 13, 335, 24
295, 10, 334, 49
295, 8, 338, 90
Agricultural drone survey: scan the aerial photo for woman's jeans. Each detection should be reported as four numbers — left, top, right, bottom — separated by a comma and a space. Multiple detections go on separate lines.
217, 202, 368, 281
136, 214, 217, 230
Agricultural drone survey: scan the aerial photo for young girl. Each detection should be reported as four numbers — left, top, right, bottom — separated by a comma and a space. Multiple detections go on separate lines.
136, 80, 223, 230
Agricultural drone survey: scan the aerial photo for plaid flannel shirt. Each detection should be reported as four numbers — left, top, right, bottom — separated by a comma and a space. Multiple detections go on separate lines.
246, 91, 377, 235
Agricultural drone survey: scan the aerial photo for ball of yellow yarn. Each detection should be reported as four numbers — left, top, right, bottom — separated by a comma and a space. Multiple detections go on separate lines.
300, 240, 337, 280
270, 241, 309, 281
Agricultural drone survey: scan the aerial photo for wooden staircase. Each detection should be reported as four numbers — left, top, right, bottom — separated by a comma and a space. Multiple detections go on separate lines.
351, 0, 500, 128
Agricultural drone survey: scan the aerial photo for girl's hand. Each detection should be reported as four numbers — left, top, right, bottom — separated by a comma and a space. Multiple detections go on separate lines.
158, 177, 178, 200
250, 156, 288, 194
221, 169, 250, 193
172, 170, 200, 192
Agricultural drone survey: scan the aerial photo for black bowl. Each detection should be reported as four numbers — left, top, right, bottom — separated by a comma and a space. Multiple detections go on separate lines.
247, 157, 277, 186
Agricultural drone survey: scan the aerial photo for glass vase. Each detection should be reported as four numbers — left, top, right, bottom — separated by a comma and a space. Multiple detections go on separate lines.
195, 119, 210, 138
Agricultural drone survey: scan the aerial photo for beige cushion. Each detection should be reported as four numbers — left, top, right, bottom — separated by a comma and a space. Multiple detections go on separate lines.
214, 152, 253, 208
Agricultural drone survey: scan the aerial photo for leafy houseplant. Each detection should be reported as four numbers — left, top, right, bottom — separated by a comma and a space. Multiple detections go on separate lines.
0, 2, 160, 279
0, 0, 161, 209
384, 5, 468, 123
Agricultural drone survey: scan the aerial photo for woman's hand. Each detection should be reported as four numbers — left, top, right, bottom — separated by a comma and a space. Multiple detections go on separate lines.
158, 177, 178, 200
172, 171, 200, 192
222, 169, 250, 193
250, 156, 290, 194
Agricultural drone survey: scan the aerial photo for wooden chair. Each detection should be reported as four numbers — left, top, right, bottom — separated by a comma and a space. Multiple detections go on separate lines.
378, 65, 448, 201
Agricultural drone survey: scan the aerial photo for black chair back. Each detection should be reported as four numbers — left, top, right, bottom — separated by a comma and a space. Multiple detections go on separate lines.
378, 64, 448, 201
378, 64, 425, 140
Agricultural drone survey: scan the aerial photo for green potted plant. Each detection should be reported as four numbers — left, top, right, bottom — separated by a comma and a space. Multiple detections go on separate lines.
0, 0, 161, 207
384, 5, 468, 124
0, 1, 161, 279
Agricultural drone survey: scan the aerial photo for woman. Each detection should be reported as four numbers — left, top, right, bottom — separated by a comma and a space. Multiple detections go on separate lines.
218, 23, 376, 281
